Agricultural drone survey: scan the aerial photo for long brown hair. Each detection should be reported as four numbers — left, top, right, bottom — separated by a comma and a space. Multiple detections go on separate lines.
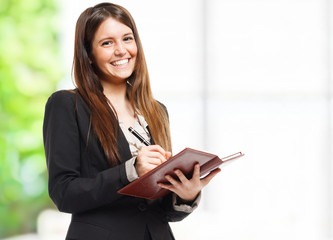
73, 2, 171, 166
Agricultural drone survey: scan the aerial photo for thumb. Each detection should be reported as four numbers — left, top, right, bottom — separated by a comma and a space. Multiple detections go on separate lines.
165, 151, 172, 160
201, 168, 221, 186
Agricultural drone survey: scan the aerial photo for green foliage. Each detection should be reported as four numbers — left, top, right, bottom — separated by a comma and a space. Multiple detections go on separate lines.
0, 0, 62, 237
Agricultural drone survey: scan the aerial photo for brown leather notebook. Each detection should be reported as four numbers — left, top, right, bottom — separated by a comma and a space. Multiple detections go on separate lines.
117, 148, 244, 200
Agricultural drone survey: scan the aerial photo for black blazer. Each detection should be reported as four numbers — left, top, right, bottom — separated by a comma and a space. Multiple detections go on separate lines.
43, 90, 191, 240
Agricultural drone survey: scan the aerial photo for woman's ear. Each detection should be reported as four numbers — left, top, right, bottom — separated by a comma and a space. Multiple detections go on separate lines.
88, 53, 94, 64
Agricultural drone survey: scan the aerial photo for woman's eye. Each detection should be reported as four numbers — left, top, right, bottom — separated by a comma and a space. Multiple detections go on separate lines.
102, 41, 112, 46
124, 36, 134, 41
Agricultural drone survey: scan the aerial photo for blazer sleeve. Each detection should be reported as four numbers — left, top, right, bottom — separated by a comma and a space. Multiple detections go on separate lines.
43, 91, 130, 214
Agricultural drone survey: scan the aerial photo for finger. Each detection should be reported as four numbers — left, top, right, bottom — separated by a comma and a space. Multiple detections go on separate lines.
158, 182, 173, 190
149, 160, 163, 166
138, 151, 166, 164
192, 164, 201, 180
138, 145, 163, 156
145, 164, 158, 172
165, 175, 180, 186
174, 169, 189, 183
201, 168, 221, 186
165, 151, 172, 160
146, 152, 167, 163
146, 145, 166, 156
145, 146, 168, 163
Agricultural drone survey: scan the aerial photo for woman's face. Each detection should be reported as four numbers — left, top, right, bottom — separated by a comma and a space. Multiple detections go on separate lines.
91, 17, 137, 85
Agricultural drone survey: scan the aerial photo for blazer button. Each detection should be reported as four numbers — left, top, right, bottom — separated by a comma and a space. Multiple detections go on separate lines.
138, 202, 147, 211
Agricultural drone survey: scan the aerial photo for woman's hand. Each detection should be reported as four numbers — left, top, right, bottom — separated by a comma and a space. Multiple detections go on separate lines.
135, 145, 171, 177
158, 164, 221, 202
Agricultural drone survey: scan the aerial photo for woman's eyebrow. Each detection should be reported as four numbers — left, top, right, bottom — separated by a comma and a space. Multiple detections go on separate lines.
98, 32, 134, 43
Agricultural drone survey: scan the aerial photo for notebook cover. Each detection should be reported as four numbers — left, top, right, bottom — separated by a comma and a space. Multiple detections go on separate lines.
117, 148, 243, 200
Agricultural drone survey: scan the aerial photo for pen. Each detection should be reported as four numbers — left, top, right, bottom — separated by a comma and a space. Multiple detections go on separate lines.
128, 127, 150, 146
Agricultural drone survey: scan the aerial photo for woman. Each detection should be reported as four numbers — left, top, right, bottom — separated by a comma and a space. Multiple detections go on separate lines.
43, 3, 220, 240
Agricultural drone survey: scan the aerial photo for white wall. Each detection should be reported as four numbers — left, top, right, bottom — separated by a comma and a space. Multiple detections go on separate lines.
58, 0, 333, 239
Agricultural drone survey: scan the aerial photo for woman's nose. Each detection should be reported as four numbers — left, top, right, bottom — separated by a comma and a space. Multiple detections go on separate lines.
114, 42, 126, 56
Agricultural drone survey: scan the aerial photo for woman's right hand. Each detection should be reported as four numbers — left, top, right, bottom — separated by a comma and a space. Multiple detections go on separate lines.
135, 145, 171, 177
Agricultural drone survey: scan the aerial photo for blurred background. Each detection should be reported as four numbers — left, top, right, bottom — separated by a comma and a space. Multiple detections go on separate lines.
1, 0, 332, 239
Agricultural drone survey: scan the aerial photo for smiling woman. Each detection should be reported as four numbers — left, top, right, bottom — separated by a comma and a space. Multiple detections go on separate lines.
43, 2, 220, 240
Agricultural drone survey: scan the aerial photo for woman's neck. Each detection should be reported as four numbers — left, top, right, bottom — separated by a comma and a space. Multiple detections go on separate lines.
102, 81, 135, 127
102, 81, 127, 105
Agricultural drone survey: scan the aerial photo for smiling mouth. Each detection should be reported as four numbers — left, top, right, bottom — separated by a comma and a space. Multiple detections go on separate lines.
111, 59, 129, 66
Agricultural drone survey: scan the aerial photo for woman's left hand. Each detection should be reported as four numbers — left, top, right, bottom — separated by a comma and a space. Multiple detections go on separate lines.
158, 164, 221, 202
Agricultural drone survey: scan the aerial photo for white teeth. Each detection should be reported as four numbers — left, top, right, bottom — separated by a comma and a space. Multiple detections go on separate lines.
112, 59, 128, 66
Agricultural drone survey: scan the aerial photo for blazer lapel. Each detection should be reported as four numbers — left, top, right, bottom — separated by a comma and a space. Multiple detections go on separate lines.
117, 125, 133, 162
146, 126, 155, 145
